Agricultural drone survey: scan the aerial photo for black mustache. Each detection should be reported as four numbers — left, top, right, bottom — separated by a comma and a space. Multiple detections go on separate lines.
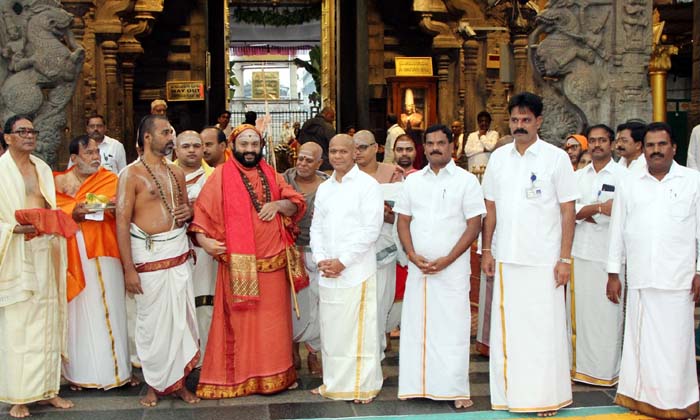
650, 152, 664, 159
513, 128, 528, 135
430, 151, 442, 155
592, 147, 603, 153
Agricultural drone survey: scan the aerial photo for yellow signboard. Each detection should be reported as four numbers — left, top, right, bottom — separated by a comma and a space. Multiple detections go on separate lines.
252, 72, 280, 100
166, 81, 205, 101
395, 57, 433, 77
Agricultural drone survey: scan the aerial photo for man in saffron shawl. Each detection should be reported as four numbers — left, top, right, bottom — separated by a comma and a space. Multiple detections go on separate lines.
191, 124, 307, 398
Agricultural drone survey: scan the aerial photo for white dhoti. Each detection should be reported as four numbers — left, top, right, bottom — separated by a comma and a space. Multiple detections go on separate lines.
398, 272, 471, 400
567, 258, 623, 386
375, 259, 396, 355
130, 224, 199, 394
615, 288, 699, 419
292, 250, 321, 351
476, 271, 493, 355
192, 245, 217, 366
386, 300, 402, 333
63, 231, 131, 389
0, 236, 65, 404
490, 262, 572, 413
318, 275, 383, 400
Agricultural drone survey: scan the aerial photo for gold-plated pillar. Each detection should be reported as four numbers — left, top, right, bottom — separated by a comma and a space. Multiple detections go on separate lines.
649, 13, 677, 123
321, 0, 336, 112
649, 70, 667, 123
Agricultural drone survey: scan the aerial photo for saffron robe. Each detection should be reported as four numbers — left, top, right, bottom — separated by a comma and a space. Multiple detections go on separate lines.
190, 158, 306, 398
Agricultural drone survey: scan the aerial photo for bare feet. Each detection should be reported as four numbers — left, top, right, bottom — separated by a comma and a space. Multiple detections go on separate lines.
9, 405, 30, 418
454, 399, 474, 409
310, 386, 322, 395
129, 375, 141, 387
140, 386, 159, 407
537, 410, 558, 417
174, 387, 200, 404
287, 381, 299, 390
385, 333, 393, 353
69, 384, 83, 391
353, 398, 374, 404
37, 396, 74, 409
307, 352, 322, 377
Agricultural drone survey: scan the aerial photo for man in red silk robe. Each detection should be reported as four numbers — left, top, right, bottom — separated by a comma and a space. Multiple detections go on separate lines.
190, 124, 307, 399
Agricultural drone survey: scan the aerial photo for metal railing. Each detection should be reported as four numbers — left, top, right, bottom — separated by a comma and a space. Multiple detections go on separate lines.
229, 110, 311, 143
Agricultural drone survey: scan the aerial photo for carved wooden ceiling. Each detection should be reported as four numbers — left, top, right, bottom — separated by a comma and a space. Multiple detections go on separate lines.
229, 0, 321, 5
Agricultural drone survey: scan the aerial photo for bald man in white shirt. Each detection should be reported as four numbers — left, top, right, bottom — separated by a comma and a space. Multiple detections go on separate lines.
607, 122, 700, 419
310, 134, 384, 404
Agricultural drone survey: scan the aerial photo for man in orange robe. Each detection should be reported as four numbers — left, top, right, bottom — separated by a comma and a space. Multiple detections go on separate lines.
191, 124, 307, 399
54, 135, 134, 390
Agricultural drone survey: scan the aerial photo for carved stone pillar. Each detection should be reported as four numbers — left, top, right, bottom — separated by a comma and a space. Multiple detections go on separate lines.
437, 53, 451, 124
512, 34, 532, 94
100, 40, 120, 136
462, 39, 479, 134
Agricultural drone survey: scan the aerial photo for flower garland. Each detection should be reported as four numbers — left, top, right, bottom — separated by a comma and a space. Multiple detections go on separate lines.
232, 6, 321, 27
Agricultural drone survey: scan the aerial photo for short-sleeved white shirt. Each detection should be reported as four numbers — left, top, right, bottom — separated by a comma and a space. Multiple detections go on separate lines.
394, 159, 485, 279
482, 138, 579, 266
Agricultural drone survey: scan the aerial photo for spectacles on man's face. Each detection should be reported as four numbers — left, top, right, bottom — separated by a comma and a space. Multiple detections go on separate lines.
355, 142, 376, 152
11, 128, 39, 138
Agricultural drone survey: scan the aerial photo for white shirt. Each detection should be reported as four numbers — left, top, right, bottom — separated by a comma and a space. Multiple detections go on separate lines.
394, 159, 485, 280
310, 164, 383, 288
687, 124, 700, 170
572, 159, 627, 263
607, 162, 700, 290
67, 135, 126, 174
482, 138, 579, 266
383, 124, 405, 164
464, 129, 499, 169
618, 153, 646, 174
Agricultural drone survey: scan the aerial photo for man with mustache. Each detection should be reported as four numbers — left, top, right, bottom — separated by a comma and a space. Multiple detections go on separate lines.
615, 121, 646, 172
116, 114, 199, 407
354, 130, 403, 356
464, 111, 499, 171
56, 135, 137, 392
283, 142, 329, 376
567, 124, 626, 388
395, 124, 484, 409
174, 131, 216, 366
67, 115, 126, 174
393, 134, 417, 175
482, 92, 578, 417
201, 127, 229, 168
607, 122, 700, 419
190, 124, 306, 399
0, 115, 73, 418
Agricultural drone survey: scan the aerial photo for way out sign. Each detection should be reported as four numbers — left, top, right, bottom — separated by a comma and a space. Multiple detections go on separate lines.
166, 81, 205, 101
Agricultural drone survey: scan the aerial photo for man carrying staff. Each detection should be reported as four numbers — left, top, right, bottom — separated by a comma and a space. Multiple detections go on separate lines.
56, 135, 134, 391
116, 114, 199, 407
0, 115, 73, 418
190, 124, 307, 399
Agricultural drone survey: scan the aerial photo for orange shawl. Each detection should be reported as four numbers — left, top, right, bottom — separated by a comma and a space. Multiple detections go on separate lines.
54, 167, 120, 301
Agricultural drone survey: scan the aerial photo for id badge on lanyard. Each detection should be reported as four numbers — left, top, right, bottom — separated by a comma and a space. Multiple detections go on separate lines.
526, 171, 541, 199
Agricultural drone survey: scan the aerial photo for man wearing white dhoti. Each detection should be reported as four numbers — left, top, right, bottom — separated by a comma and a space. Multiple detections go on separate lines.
395, 124, 484, 409
568, 124, 626, 387
607, 122, 700, 419
117, 114, 199, 407
481, 93, 578, 416
310, 134, 384, 403
174, 131, 216, 366
0, 115, 73, 418
283, 142, 329, 376
56, 136, 133, 391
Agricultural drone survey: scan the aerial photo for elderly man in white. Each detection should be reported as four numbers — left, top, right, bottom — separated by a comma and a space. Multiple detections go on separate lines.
310, 134, 384, 404
607, 122, 700, 420
395, 124, 484, 409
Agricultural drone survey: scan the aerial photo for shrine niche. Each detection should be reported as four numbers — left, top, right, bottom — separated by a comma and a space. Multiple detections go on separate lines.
0, 0, 84, 166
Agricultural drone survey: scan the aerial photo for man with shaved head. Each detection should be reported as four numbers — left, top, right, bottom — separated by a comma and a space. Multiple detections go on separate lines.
283, 142, 328, 376
354, 129, 402, 356
174, 131, 216, 364
310, 134, 384, 403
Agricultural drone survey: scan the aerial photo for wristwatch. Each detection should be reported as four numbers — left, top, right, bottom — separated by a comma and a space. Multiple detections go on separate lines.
558, 257, 572, 264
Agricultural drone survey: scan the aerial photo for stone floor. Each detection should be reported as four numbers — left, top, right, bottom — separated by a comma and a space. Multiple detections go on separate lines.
0, 337, 623, 420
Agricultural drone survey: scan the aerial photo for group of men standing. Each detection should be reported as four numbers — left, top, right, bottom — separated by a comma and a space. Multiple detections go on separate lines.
1, 89, 699, 420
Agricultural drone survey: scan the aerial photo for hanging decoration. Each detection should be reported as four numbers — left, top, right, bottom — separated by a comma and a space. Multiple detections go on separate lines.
232, 6, 321, 27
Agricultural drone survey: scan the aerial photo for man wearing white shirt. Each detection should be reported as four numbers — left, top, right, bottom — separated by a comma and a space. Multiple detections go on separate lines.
310, 134, 384, 404
481, 92, 577, 416
607, 122, 700, 420
687, 124, 700, 170
215, 111, 232, 139
568, 124, 626, 387
383, 114, 405, 164
395, 124, 484, 409
615, 121, 646, 172
69, 115, 126, 174
465, 111, 499, 171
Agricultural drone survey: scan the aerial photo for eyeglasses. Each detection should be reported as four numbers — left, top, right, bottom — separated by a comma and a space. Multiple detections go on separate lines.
11, 129, 39, 138
355, 142, 376, 152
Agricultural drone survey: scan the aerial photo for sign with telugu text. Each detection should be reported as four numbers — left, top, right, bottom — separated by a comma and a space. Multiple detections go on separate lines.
166, 81, 205, 101
252, 72, 280, 100
394, 57, 433, 77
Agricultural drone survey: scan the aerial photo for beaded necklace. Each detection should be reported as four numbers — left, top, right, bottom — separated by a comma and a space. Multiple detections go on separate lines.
140, 157, 183, 219
239, 166, 271, 212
